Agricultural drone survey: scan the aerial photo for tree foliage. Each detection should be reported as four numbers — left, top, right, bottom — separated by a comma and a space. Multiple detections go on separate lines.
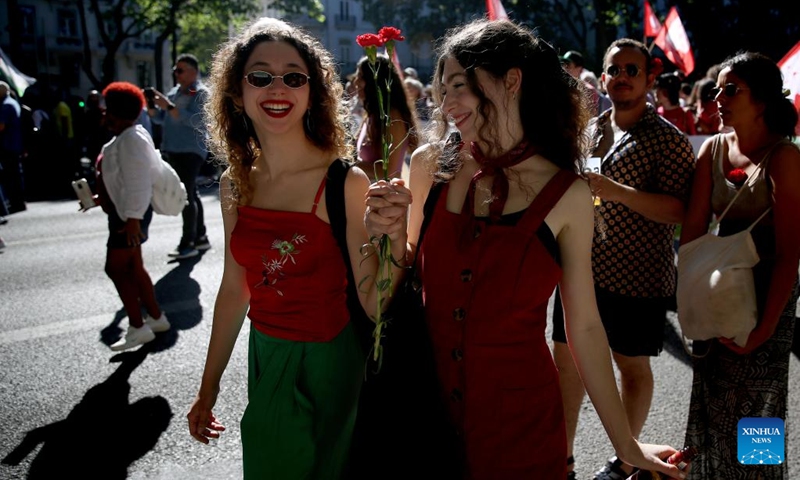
77, 0, 259, 90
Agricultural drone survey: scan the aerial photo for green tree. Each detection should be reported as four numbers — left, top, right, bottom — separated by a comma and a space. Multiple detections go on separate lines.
75, 0, 259, 90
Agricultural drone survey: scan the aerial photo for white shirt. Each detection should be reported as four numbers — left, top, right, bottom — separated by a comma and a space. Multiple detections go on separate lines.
101, 124, 161, 221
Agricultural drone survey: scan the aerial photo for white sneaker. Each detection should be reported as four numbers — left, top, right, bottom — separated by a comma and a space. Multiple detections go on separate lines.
110, 324, 156, 351
145, 312, 171, 333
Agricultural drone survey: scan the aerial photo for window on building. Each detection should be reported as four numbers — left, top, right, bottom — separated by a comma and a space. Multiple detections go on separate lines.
339, 1, 350, 20
20, 6, 36, 42
57, 9, 78, 38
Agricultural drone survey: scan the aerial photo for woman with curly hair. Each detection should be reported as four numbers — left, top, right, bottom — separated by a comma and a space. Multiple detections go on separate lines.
186, 18, 394, 478
365, 19, 684, 479
353, 54, 419, 180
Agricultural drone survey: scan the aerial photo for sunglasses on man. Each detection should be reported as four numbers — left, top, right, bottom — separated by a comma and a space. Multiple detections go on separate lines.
244, 71, 310, 89
710, 83, 749, 98
604, 64, 643, 79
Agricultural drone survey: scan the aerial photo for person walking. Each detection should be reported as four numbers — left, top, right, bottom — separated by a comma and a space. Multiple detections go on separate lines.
186, 18, 395, 479
551, 38, 696, 480
148, 53, 211, 259
681, 52, 800, 479
365, 20, 686, 480
90, 82, 171, 351
0, 81, 25, 218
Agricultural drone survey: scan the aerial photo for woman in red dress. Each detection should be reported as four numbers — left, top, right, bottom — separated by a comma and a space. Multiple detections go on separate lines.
366, 19, 685, 479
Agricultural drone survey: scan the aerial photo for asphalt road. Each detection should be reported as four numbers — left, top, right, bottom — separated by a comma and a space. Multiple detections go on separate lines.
1, 190, 799, 479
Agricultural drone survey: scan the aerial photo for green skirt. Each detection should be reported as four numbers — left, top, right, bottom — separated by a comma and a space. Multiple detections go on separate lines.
241, 323, 364, 479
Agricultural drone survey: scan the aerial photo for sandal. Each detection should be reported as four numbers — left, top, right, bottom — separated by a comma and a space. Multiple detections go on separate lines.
567, 455, 576, 480
592, 456, 638, 480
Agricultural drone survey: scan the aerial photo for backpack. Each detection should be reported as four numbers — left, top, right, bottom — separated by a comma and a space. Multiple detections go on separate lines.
151, 153, 187, 216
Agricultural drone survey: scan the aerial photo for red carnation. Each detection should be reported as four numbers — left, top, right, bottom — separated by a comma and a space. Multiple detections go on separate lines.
378, 26, 405, 43
356, 33, 385, 48
727, 168, 748, 186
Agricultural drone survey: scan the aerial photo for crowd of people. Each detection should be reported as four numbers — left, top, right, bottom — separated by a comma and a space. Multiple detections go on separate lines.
177, 15, 798, 480
3, 11, 799, 480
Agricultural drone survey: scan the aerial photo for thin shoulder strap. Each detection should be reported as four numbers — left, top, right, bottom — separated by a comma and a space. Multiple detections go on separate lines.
311, 174, 327, 215
518, 169, 580, 232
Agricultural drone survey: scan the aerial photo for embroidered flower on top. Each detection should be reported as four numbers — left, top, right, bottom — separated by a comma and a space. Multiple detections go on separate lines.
255, 233, 308, 296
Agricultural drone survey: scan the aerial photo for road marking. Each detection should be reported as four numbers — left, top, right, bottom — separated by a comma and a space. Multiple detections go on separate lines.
0, 299, 206, 345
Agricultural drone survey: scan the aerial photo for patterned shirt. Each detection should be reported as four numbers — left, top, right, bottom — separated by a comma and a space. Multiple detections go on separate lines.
591, 105, 695, 298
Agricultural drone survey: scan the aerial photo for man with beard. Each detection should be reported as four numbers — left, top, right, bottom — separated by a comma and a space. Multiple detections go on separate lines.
551, 39, 696, 480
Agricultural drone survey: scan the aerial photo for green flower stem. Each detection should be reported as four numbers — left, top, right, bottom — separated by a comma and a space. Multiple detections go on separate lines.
366, 49, 397, 370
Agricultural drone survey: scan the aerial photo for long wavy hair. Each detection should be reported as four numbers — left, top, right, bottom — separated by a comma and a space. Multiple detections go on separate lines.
205, 17, 353, 205
429, 19, 591, 180
722, 51, 798, 138
356, 54, 419, 153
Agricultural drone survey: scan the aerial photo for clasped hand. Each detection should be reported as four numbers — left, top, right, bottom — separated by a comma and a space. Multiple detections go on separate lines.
364, 179, 412, 243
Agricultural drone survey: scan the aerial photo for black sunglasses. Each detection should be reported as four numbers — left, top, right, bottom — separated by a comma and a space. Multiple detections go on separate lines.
244, 71, 310, 89
710, 83, 749, 98
173, 68, 184, 74
605, 64, 642, 79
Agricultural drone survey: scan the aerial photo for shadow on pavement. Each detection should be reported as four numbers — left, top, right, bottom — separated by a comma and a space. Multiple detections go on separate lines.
662, 315, 692, 367
100, 253, 205, 353
1, 348, 172, 479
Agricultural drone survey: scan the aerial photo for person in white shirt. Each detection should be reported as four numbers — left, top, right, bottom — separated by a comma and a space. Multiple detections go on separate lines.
87, 81, 171, 351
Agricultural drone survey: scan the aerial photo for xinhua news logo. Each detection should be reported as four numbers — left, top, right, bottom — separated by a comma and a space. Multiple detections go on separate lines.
738, 417, 784, 465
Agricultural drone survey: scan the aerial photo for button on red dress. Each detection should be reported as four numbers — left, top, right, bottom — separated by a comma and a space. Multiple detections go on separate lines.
420, 169, 578, 479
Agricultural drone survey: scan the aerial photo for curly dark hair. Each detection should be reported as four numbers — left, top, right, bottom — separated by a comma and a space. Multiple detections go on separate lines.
429, 19, 591, 179
356, 54, 420, 154
722, 51, 798, 138
205, 17, 353, 205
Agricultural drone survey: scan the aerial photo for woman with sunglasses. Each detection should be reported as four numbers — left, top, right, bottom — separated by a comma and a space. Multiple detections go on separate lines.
680, 52, 800, 479
353, 54, 419, 181
365, 19, 684, 479
187, 18, 393, 478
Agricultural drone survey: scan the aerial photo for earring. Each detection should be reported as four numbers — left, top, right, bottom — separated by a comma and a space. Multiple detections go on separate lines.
241, 114, 250, 132
305, 110, 313, 132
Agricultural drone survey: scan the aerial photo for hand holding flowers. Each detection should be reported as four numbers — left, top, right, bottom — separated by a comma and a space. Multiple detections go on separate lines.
356, 26, 408, 369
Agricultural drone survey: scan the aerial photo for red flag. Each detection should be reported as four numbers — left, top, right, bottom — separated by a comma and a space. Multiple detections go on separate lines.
653, 7, 695, 75
778, 40, 800, 135
643, 1, 662, 37
486, 0, 508, 20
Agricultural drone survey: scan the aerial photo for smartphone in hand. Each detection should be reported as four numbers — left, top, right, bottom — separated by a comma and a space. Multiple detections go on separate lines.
72, 178, 97, 210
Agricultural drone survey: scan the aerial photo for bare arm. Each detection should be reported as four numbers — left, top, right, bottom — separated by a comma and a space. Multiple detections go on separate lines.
587, 172, 687, 224
679, 137, 715, 245
726, 143, 800, 353
556, 179, 684, 478
188, 172, 250, 443
347, 167, 410, 318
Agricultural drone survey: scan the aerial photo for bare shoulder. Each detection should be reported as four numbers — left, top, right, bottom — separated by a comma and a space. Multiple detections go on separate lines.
547, 173, 593, 236
410, 142, 440, 170
344, 163, 371, 201
769, 140, 800, 178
